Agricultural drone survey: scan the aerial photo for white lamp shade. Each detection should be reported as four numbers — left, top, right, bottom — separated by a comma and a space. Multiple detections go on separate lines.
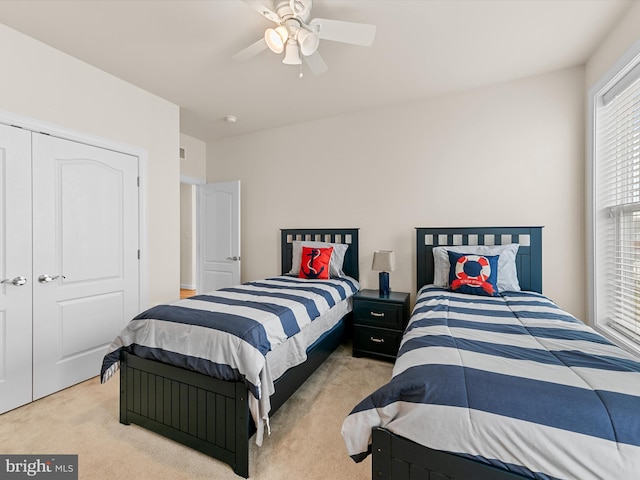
372, 250, 396, 272
282, 40, 302, 65
297, 29, 319, 56
265, 26, 288, 54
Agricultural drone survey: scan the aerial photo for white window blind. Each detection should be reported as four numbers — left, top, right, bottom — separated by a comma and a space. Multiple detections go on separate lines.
594, 62, 640, 345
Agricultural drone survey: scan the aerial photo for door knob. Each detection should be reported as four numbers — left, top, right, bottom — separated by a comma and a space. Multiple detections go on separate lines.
1, 276, 27, 286
38, 274, 65, 283
226, 256, 241, 261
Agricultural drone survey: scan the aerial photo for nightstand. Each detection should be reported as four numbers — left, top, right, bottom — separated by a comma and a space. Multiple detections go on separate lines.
352, 289, 410, 361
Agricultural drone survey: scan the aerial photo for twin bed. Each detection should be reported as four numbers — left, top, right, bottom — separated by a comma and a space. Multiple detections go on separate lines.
101, 227, 359, 478
342, 226, 640, 480
101, 225, 640, 480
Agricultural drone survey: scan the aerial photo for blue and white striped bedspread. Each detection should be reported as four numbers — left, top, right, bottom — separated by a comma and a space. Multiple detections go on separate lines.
101, 275, 359, 401
342, 286, 640, 480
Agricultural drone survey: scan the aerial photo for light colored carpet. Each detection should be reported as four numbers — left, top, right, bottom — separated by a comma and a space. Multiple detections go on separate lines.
0, 343, 392, 480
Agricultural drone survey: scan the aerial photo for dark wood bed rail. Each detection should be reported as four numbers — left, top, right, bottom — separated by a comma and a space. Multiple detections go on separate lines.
120, 352, 250, 476
372, 428, 531, 480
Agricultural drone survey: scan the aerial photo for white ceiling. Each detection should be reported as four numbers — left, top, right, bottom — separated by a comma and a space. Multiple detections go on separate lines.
0, 0, 632, 141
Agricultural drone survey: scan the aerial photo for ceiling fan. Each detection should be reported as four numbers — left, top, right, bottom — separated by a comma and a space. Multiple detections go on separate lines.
233, 0, 376, 75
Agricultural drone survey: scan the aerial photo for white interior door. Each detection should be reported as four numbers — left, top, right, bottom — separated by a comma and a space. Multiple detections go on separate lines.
197, 180, 240, 293
0, 124, 33, 413
31, 134, 140, 400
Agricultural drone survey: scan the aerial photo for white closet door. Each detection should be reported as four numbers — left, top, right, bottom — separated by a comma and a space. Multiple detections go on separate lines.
0, 124, 33, 413
31, 134, 140, 400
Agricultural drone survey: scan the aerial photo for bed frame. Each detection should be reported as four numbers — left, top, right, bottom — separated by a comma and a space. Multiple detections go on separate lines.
371, 226, 543, 480
119, 228, 359, 478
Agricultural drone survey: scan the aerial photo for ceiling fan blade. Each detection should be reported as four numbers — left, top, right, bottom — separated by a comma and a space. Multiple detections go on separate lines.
309, 18, 376, 46
232, 38, 268, 61
241, 0, 282, 23
304, 51, 328, 75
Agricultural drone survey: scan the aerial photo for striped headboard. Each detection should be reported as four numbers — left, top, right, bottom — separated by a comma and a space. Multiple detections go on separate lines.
416, 226, 543, 293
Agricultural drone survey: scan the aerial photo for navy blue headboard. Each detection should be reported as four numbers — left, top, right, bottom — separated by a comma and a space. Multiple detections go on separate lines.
281, 228, 359, 280
416, 226, 543, 293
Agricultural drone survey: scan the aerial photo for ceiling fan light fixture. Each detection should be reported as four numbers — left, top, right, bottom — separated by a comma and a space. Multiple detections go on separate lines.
265, 25, 288, 54
297, 28, 319, 56
282, 40, 302, 65
235, 0, 377, 75
290, 0, 312, 18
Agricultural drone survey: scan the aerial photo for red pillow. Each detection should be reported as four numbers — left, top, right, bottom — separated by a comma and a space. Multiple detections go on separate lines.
298, 246, 333, 280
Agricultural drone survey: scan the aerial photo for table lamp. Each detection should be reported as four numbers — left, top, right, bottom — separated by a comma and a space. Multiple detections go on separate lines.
372, 250, 396, 296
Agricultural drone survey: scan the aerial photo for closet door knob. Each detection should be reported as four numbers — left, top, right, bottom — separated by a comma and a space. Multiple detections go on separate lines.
1, 276, 27, 286
38, 274, 65, 283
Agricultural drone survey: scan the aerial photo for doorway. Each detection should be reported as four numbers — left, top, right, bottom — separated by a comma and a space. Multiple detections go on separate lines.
180, 176, 204, 297
179, 178, 241, 297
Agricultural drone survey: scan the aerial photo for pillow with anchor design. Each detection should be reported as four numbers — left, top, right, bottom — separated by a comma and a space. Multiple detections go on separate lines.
298, 246, 334, 280
289, 241, 348, 277
447, 251, 499, 297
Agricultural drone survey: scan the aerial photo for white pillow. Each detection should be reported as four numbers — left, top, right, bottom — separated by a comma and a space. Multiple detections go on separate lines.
433, 243, 521, 292
289, 240, 349, 278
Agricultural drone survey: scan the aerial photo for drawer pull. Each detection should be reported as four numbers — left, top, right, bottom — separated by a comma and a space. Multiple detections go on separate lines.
371, 311, 385, 317
370, 337, 385, 343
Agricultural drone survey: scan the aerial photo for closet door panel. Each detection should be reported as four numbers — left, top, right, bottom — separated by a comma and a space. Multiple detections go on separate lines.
32, 134, 139, 400
0, 124, 33, 414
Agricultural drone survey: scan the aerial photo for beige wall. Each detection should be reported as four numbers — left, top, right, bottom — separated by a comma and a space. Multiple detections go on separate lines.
0, 23, 180, 307
0, 14, 606, 317
208, 67, 586, 318
180, 133, 207, 180
586, 1, 640, 89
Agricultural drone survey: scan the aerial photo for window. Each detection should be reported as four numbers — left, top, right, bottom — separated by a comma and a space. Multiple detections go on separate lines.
590, 41, 640, 354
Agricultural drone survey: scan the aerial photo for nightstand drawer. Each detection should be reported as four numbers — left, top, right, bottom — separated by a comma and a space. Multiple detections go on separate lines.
354, 300, 403, 329
353, 326, 402, 358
